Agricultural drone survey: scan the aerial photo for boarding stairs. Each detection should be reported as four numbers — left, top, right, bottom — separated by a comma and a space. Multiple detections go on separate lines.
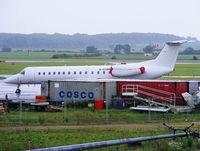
121, 84, 176, 112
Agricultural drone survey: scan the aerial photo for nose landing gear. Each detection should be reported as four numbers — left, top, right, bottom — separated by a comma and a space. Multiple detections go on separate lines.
15, 88, 21, 94
15, 84, 21, 94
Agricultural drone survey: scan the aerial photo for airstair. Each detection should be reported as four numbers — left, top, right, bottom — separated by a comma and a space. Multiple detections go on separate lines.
121, 84, 176, 112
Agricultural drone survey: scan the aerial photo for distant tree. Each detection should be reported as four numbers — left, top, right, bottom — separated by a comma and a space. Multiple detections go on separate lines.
114, 44, 131, 54
123, 44, 131, 54
103, 50, 111, 54
182, 47, 195, 54
41, 49, 46, 52
52, 54, 70, 59
86, 46, 98, 53
193, 56, 198, 60
52, 53, 101, 59
0, 33, 188, 49
114, 44, 122, 54
111, 56, 117, 59
114, 49, 120, 54
2, 47, 12, 52
143, 45, 154, 53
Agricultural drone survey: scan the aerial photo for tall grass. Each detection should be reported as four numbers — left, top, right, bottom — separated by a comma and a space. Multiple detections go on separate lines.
1, 108, 200, 126
0, 128, 199, 151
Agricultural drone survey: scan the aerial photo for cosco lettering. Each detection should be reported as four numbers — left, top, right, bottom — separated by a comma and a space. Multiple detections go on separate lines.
59, 91, 94, 99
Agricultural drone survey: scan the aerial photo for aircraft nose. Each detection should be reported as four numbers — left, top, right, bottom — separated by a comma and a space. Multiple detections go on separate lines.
4, 75, 20, 84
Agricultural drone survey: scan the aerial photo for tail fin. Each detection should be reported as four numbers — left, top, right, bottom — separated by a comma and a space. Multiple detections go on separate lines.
154, 40, 187, 68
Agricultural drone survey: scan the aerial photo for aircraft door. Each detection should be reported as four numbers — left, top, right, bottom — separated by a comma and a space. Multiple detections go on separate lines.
27, 68, 35, 84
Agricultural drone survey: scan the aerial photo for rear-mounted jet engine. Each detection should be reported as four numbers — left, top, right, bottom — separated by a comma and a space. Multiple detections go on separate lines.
109, 65, 145, 77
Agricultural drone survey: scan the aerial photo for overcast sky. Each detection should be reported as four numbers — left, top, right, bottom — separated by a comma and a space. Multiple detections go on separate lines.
1, 0, 200, 39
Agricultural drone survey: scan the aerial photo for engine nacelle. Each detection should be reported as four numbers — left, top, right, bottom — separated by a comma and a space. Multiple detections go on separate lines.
109, 65, 145, 77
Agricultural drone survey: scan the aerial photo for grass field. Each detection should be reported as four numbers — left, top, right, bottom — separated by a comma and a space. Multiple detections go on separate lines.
0, 52, 57, 60
0, 52, 151, 60
1, 51, 200, 61
1, 109, 200, 151
0, 108, 200, 127
1, 53, 200, 150
1, 127, 199, 151
160, 77, 200, 80
168, 64, 200, 76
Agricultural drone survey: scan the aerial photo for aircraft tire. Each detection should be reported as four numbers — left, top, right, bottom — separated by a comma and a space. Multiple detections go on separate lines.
15, 88, 21, 94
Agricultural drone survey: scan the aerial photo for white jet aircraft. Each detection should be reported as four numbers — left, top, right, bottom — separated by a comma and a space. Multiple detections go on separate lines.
4, 40, 187, 93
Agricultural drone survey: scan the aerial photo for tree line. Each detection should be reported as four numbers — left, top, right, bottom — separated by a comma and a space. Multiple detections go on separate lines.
2, 45, 200, 59
0, 33, 191, 49
180, 47, 200, 55
52, 53, 101, 59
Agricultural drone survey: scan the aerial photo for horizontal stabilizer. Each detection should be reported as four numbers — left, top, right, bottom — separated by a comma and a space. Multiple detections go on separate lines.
166, 40, 187, 45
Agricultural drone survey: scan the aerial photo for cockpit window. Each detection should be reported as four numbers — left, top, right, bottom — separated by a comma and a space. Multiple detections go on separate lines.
20, 70, 25, 75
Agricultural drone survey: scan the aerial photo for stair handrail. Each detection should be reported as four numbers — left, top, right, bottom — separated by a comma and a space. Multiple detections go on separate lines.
122, 84, 176, 106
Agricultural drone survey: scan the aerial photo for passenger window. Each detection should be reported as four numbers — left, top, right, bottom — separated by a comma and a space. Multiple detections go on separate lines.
91, 71, 94, 74
38, 72, 41, 75
97, 71, 100, 74
63, 72, 65, 75
74, 72, 76, 75
68, 72, 70, 75
103, 71, 105, 74
53, 72, 56, 75
49, 72, 51, 75
85, 71, 87, 74
58, 72, 60, 75
79, 71, 82, 74
43, 72, 45, 75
